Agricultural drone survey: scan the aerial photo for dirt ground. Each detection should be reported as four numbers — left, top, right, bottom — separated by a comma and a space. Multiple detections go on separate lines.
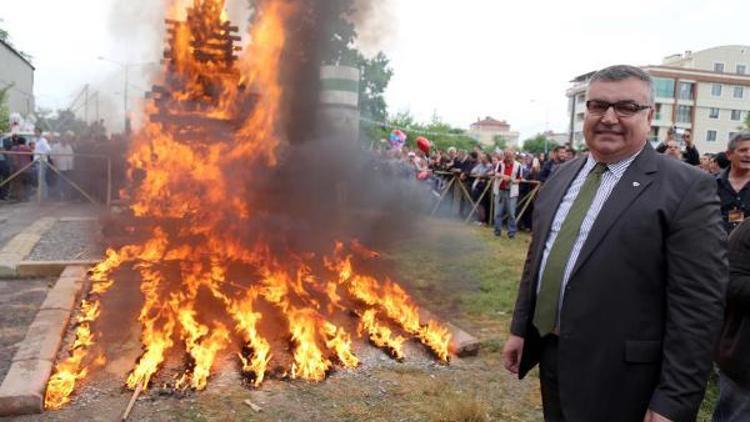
11, 218, 543, 421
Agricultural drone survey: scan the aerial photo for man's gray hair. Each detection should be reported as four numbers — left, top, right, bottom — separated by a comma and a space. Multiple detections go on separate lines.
728, 132, 750, 150
588, 65, 655, 105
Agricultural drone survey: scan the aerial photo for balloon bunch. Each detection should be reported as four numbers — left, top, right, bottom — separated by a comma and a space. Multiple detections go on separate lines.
388, 129, 407, 149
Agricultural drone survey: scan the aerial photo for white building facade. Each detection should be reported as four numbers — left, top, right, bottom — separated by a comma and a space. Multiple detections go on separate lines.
0, 39, 35, 116
566, 45, 750, 154
467, 116, 520, 147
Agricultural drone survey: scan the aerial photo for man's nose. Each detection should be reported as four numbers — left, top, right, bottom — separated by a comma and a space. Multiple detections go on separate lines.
601, 106, 619, 124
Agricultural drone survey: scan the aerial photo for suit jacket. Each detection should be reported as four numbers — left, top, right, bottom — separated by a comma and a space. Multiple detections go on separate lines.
510, 144, 728, 422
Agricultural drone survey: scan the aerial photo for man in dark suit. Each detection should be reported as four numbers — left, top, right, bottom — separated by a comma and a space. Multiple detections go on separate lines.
502, 65, 728, 422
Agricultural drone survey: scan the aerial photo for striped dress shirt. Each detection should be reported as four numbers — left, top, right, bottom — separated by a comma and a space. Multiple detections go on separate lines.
536, 150, 641, 317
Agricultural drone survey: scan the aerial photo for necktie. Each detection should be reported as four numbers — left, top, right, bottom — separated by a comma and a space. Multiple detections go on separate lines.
533, 162, 608, 336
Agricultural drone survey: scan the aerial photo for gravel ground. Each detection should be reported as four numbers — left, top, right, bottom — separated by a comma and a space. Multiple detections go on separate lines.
27, 220, 103, 261
0, 279, 53, 383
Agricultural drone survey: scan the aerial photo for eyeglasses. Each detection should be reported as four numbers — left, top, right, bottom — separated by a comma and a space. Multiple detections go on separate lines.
585, 100, 651, 117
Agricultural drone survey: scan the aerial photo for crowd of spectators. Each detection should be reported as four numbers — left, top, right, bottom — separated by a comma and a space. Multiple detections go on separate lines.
374, 141, 577, 238
376, 129, 749, 238
0, 128, 124, 203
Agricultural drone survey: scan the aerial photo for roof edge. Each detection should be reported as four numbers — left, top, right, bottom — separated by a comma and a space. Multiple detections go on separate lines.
0, 38, 35, 70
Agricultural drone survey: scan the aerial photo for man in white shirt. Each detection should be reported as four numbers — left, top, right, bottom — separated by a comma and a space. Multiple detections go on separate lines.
50, 131, 76, 200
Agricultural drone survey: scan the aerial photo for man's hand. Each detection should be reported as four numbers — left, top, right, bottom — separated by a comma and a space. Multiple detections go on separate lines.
502, 334, 524, 374
643, 409, 672, 422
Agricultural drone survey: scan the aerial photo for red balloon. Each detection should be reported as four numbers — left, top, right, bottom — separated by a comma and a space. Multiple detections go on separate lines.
416, 136, 431, 154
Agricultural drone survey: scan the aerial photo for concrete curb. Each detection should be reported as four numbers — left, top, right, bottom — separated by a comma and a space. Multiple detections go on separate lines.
0, 265, 86, 416
0, 217, 56, 277
17, 260, 100, 278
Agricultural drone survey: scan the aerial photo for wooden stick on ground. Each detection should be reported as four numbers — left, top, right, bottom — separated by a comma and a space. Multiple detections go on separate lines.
122, 382, 144, 421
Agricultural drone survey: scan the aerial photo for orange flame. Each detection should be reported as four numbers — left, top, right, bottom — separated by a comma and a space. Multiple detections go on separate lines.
46, 0, 453, 409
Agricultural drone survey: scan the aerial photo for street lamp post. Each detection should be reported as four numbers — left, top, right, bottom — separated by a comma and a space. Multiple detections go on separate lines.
97, 57, 155, 134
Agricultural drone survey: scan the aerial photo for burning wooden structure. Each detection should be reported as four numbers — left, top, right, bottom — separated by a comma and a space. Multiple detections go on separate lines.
42, 0, 454, 412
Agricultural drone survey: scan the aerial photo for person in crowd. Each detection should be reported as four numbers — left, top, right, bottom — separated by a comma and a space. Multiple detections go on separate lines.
518, 154, 542, 232
51, 131, 76, 200
713, 218, 750, 422
717, 133, 750, 233
33, 127, 51, 162
0, 135, 13, 200
493, 147, 522, 238
539, 145, 568, 182
700, 153, 714, 173
470, 152, 493, 224
681, 128, 700, 165
657, 127, 700, 165
502, 65, 726, 422
10, 137, 33, 201
664, 138, 682, 160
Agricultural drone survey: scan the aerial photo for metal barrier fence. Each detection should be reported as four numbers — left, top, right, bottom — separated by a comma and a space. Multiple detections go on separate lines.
429, 170, 542, 226
0, 151, 113, 207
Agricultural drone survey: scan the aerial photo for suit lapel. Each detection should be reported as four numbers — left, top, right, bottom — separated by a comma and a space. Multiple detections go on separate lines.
569, 145, 659, 279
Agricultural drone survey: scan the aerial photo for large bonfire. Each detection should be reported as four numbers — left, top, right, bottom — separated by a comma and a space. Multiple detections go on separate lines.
44, 0, 451, 410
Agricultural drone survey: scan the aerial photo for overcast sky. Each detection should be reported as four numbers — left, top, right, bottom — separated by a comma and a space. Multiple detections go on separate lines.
2, 0, 749, 139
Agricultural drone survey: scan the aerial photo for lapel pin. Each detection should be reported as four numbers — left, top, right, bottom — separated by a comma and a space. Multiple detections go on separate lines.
633, 182, 641, 187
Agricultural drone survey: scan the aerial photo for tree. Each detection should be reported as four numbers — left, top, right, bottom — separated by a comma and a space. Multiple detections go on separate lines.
367, 110, 480, 151
493, 135, 508, 150
34, 108, 107, 139
744, 112, 750, 131
522, 135, 552, 155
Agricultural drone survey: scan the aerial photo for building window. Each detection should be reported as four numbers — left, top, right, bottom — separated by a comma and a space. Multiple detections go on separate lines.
731, 110, 743, 121
734, 86, 744, 98
707, 130, 717, 142
654, 78, 675, 98
654, 103, 663, 120
712, 84, 723, 96
576, 94, 585, 104
709, 108, 720, 119
714, 63, 725, 73
678, 82, 693, 100
677, 105, 692, 123
738, 64, 747, 75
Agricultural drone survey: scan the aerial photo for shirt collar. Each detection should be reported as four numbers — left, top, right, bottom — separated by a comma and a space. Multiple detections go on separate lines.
583, 148, 642, 179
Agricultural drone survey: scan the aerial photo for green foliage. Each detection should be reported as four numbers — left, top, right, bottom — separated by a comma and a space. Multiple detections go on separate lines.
522, 135, 552, 155
492, 135, 507, 150
745, 112, 750, 131
366, 110, 480, 151
0, 85, 10, 133
34, 108, 107, 138
314, 0, 393, 122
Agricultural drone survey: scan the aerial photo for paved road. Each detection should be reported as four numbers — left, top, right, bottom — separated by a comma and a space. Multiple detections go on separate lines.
0, 278, 52, 383
0, 202, 99, 249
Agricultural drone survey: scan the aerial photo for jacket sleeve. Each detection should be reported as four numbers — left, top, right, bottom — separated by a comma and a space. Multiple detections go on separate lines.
649, 173, 728, 422
727, 221, 750, 308
683, 145, 700, 166
510, 208, 543, 337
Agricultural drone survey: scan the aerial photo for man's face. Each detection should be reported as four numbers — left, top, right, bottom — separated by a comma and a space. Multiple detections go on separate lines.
683, 130, 692, 144
583, 78, 654, 163
728, 140, 750, 172
665, 140, 682, 159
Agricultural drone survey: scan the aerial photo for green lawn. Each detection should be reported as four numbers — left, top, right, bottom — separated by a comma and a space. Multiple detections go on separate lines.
384, 217, 719, 421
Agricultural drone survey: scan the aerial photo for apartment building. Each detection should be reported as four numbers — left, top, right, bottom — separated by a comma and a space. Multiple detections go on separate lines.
566, 45, 750, 153
467, 116, 520, 147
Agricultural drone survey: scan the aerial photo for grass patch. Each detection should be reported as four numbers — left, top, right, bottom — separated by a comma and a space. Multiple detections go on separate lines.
384, 218, 528, 323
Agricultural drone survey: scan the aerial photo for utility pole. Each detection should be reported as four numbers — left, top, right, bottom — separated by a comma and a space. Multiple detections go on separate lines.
84, 84, 89, 123
123, 64, 129, 134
